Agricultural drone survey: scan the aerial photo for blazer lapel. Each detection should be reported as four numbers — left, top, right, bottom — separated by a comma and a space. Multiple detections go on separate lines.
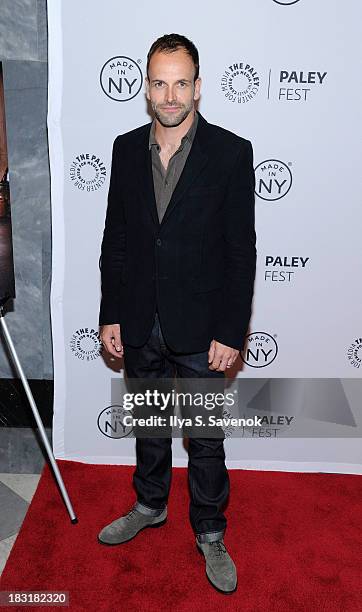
135, 112, 209, 229
136, 126, 160, 228
160, 121, 208, 227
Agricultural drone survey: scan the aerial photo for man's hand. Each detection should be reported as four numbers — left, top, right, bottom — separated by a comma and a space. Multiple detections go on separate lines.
208, 340, 238, 371
99, 324, 123, 358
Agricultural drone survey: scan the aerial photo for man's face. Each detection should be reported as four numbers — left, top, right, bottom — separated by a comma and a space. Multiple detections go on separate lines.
146, 48, 201, 128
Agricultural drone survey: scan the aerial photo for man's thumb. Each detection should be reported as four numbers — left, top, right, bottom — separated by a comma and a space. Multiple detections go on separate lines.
114, 330, 122, 351
208, 340, 216, 363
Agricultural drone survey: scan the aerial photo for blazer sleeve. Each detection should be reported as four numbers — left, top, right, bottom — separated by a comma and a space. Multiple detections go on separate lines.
98, 135, 126, 326
213, 139, 257, 351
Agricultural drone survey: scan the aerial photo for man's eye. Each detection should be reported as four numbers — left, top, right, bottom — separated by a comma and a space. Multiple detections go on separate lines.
178, 82, 186, 87
154, 82, 163, 88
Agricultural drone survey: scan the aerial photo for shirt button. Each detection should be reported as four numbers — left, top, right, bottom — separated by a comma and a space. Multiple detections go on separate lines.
156, 238, 162, 246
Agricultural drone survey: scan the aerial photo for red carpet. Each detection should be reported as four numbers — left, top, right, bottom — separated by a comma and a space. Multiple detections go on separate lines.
1, 461, 361, 611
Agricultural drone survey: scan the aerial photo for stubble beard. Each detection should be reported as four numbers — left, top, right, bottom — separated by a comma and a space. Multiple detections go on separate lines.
151, 99, 194, 128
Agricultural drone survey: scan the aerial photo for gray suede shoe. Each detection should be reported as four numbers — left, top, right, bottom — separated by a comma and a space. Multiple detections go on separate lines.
98, 504, 167, 545
196, 538, 237, 594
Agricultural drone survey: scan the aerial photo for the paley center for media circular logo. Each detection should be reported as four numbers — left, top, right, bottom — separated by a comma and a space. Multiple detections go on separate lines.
347, 337, 362, 369
97, 405, 134, 439
254, 159, 292, 201
241, 332, 278, 368
100, 56, 143, 102
221, 61, 260, 104
70, 327, 102, 361
273, 0, 301, 5
69, 153, 106, 192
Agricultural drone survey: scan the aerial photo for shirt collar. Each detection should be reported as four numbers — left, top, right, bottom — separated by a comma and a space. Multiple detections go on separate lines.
148, 110, 199, 151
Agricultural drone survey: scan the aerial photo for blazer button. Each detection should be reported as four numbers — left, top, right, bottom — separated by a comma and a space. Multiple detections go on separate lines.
156, 238, 162, 246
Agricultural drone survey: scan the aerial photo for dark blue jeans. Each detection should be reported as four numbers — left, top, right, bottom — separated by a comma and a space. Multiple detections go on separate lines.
122, 310, 230, 543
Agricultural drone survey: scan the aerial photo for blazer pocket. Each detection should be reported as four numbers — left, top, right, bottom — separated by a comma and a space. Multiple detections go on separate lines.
187, 185, 224, 197
193, 277, 224, 294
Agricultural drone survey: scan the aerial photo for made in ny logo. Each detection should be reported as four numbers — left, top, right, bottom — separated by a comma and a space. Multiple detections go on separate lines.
241, 332, 278, 368
69, 153, 106, 192
221, 61, 260, 104
254, 159, 292, 201
97, 405, 134, 439
100, 56, 143, 101
70, 328, 102, 361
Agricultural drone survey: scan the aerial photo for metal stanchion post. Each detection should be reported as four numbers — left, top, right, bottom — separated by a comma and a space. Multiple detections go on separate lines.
0, 304, 78, 523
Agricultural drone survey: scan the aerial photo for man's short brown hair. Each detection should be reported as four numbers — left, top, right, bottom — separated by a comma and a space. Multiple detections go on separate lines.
147, 33, 200, 82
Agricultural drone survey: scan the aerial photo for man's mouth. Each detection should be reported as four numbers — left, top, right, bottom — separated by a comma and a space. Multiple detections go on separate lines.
162, 106, 182, 112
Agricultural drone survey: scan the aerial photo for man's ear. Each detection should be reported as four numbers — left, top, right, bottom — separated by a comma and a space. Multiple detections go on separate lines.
145, 76, 150, 101
194, 77, 202, 101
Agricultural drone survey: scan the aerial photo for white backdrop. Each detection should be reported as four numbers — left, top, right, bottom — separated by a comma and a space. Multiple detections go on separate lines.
47, 0, 362, 471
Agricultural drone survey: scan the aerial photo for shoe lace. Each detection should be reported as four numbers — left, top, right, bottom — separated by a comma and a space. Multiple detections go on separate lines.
209, 540, 227, 558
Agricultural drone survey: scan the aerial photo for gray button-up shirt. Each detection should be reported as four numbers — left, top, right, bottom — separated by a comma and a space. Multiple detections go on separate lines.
149, 111, 199, 223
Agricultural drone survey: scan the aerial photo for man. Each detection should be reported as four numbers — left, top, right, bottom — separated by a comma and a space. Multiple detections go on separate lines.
97, 33, 256, 594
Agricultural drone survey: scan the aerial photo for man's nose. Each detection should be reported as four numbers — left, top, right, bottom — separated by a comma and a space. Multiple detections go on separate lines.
165, 86, 177, 104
